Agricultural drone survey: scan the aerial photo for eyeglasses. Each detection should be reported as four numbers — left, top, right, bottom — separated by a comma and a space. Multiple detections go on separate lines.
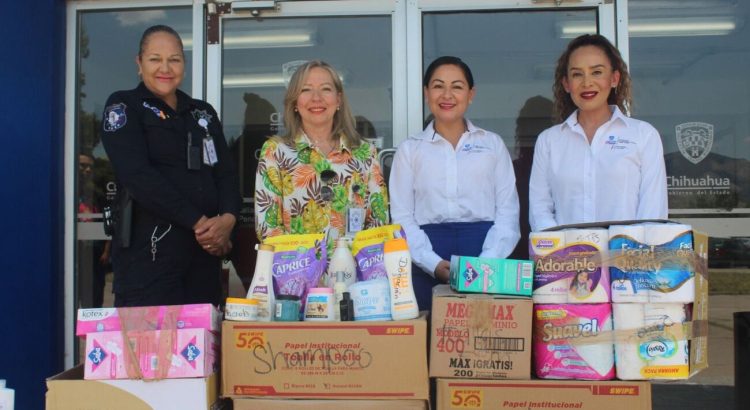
79, 163, 94, 170
320, 169, 336, 202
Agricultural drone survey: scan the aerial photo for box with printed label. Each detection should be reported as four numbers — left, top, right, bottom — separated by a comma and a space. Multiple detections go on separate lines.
46, 365, 224, 410
436, 378, 651, 410
430, 285, 532, 380
233, 398, 428, 409
76, 303, 222, 336
222, 315, 428, 399
449, 256, 533, 296
84, 328, 218, 380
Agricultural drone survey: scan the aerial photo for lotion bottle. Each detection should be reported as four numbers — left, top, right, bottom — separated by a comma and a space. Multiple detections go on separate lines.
327, 237, 357, 288
246, 244, 275, 321
384, 238, 419, 320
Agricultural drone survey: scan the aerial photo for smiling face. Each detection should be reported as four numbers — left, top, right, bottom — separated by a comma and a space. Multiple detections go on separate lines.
562, 45, 620, 117
136, 31, 184, 106
424, 64, 475, 127
295, 67, 341, 132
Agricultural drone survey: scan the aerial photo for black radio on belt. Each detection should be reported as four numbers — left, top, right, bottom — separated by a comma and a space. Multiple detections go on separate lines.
187, 131, 201, 170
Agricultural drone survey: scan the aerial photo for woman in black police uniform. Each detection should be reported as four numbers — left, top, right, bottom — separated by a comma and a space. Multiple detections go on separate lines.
101, 25, 240, 307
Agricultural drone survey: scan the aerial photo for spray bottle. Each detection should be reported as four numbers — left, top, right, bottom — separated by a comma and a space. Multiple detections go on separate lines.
384, 238, 419, 320
247, 244, 275, 321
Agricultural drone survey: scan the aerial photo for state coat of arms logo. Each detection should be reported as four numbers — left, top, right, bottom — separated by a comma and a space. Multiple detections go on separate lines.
675, 122, 713, 164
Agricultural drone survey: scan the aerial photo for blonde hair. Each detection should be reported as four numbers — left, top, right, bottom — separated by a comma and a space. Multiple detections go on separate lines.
281, 60, 362, 148
553, 34, 632, 123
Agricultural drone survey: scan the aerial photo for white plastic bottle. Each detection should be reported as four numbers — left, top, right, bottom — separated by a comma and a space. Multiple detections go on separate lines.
0, 380, 14, 410
327, 237, 357, 288
246, 244, 275, 321
383, 238, 419, 320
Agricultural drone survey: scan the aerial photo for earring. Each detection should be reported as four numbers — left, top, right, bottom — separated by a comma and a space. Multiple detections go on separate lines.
336, 106, 340, 111
294, 108, 298, 112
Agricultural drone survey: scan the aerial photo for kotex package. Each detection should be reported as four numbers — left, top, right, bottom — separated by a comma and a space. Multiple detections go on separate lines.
264, 234, 327, 314
533, 303, 615, 380
351, 224, 405, 281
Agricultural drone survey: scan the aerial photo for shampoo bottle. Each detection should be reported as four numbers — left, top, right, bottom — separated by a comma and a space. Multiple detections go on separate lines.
384, 238, 419, 320
327, 237, 357, 288
246, 243, 275, 321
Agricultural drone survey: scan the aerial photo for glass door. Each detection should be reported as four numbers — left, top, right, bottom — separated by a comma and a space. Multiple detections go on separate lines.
408, 0, 614, 258
207, 0, 403, 286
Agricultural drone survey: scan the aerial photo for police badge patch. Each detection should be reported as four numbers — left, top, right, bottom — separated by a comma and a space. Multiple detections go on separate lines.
676, 122, 713, 164
103, 103, 127, 132
191, 109, 213, 127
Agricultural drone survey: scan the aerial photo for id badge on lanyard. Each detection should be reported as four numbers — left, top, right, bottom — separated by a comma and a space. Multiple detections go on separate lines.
198, 118, 218, 166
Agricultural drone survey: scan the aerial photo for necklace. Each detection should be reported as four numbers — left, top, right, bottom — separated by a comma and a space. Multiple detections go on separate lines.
309, 136, 337, 156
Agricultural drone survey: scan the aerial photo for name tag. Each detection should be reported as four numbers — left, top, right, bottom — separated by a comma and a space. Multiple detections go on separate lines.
203, 137, 218, 166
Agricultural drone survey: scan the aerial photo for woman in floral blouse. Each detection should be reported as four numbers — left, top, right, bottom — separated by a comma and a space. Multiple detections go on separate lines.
254, 60, 389, 240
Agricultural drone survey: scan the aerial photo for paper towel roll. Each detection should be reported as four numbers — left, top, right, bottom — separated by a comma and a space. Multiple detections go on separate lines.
609, 225, 649, 303
645, 223, 694, 303
613, 303, 689, 380
531, 231, 569, 304
564, 229, 610, 304
533, 304, 615, 380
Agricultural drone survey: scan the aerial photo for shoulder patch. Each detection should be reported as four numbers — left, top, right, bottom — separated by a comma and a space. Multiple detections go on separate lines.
103, 103, 127, 132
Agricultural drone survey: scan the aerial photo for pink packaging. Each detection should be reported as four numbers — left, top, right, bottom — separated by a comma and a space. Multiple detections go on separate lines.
533, 304, 615, 380
76, 304, 222, 336
84, 328, 218, 380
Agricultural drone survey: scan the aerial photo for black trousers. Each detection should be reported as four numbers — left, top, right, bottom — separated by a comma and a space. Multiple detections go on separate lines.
112, 221, 222, 307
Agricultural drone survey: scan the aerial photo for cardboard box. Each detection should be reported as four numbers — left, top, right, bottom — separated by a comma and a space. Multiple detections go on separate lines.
430, 286, 532, 380
529, 220, 709, 379
449, 256, 533, 296
436, 378, 651, 410
233, 398, 428, 409
84, 328, 218, 380
46, 365, 222, 410
76, 303, 222, 336
222, 315, 429, 399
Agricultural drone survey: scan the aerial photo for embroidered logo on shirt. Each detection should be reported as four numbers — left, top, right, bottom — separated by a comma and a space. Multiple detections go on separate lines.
461, 143, 489, 153
103, 103, 127, 132
143, 101, 167, 119
604, 135, 634, 150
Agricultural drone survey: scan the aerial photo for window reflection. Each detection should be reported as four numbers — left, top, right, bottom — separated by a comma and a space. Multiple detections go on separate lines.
629, 0, 750, 388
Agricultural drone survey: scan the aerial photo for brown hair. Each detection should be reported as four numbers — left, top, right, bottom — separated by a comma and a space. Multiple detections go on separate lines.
281, 60, 362, 148
553, 34, 632, 123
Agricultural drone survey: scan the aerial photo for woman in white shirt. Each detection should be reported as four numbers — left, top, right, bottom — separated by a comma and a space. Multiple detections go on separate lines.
390, 56, 520, 310
529, 34, 668, 232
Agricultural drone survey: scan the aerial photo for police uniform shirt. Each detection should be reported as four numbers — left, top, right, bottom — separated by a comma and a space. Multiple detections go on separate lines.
101, 82, 241, 231
389, 120, 521, 275
528, 105, 668, 232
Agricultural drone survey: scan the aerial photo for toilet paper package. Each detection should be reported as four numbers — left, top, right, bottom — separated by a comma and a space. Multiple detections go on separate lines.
609, 223, 695, 303
613, 303, 689, 380
530, 232, 568, 303
644, 224, 694, 303
609, 225, 650, 303
533, 304, 615, 380
533, 220, 710, 380
530, 229, 610, 304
